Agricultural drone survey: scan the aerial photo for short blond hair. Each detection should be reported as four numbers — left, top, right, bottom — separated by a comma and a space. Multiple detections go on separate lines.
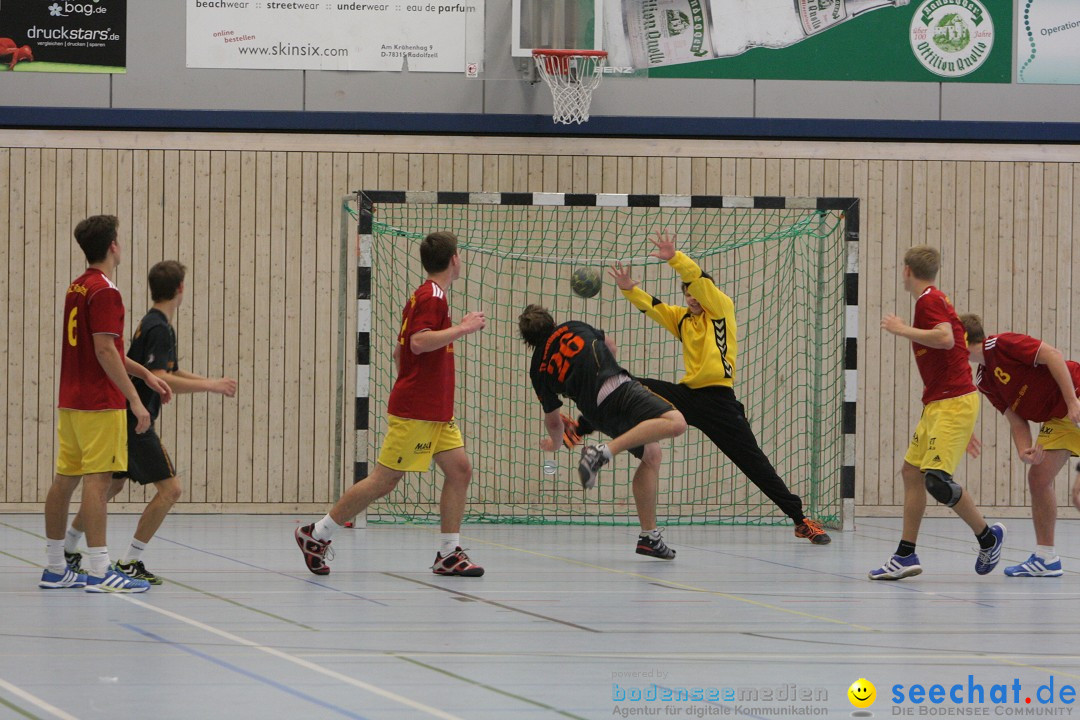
904, 245, 940, 281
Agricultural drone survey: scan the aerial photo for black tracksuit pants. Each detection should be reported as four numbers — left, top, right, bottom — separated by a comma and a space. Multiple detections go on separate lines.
638, 378, 806, 523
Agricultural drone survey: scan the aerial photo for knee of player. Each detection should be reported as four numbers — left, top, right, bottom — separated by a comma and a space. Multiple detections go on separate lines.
159, 479, 182, 504
666, 411, 687, 437
924, 469, 962, 507
640, 442, 663, 469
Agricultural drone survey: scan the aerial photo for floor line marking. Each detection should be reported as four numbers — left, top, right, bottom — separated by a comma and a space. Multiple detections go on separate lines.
118, 594, 468, 720
0, 677, 78, 720
383, 572, 601, 633
462, 535, 877, 632
122, 624, 370, 720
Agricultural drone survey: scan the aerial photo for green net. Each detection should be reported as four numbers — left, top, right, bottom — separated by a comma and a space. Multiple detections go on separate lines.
362, 197, 846, 526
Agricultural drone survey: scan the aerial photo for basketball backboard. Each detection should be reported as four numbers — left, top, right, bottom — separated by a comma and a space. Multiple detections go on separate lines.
512, 0, 605, 58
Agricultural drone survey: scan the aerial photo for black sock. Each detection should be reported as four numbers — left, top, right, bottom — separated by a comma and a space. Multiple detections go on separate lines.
895, 540, 917, 557
975, 525, 994, 549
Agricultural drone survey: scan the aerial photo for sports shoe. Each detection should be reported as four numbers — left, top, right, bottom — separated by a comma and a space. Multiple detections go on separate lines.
868, 553, 922, 580
39, 567, 88, 589
578, 443, 611, 490
432, 547, 484, 576
636, 530, 676, 559
975, 522, 1006, 575
295, 524, 333, 575
65, 550, 85, 574
794, 518, 832, 545
1004, 553, 1062, 578
84, 568, 150, 593
116, 560, 163, 585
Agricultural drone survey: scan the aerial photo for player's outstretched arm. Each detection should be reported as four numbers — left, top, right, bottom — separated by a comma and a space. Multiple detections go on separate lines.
159, 369, 237, 397
411, 311, 486, 354
609, 260, 683, 338
650, 230, 732, 318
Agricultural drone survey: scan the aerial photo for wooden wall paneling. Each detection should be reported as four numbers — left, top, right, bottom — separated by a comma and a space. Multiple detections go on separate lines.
296, 152, 319, 503
539, 155, 556, 192
616, 156, 632, 190
964, 161, 988, 498
219, 151, 241, 504
311, 152, 335, 504
589, 155, 605, 193
22, 149, 41, 502
35, 151, 57, 501
823, 159, 839, 197
236, 150, 258, 504
806, 159, 823, 200
1060, 167, 1076, 360
268, 151, 289, 504
602, 156, 619, 194
187, 151, 211, 504
332, 152, 352, 501
251, 151, 273, 504
205, 151, 227, 504
0, 149, 7, 501
7, 149, 25, 501
526, 154, 543, 191
762, 157, 780, 196
376, 153, 393, 190
689, 157, 706, 196
881, 160, 902, 507
659, 157, 676, 194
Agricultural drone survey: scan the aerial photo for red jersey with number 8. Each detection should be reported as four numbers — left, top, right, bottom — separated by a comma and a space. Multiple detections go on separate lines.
975, 333, 1080, 422
912, 286, 976, 405
58, 268, 126, 411
387, 280, 455, 422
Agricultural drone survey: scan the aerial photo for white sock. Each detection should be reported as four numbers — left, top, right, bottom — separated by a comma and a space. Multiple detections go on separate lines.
86, 547, 110, 578
122, 539, 148, 564
598, 443, 613, 462
640, 528, 660, 539
1036, 545, 1057, 560
46, 539, 66, 574
64, 528, 84, 554
312, 515, 342, 542
439, 533, 460, 556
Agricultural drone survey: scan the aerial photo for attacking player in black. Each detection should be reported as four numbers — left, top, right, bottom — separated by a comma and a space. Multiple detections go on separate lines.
519, 304, 687, 558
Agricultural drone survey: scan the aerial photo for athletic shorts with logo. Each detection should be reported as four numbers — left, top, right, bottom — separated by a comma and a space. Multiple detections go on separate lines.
1036, 418, 1080, 457
55, 408, 128, 476
377, 415, 464, 472
904, 392, 979, 474
113, 413, 175, 485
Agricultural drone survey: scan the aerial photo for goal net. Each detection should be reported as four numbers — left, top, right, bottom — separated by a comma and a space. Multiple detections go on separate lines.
360, 193, 848, 526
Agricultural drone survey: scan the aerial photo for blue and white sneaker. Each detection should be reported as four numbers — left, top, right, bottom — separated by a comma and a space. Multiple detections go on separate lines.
868, 553, 922, 580
39, 567, 88, 589
84, 567, 150, 593
1004, 553, 1062, 577
975, 523, 1006, 575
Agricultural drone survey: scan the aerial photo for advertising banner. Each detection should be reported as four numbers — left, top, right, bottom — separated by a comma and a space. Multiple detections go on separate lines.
605, 0, 1012, 82
0, 0, 126, 73
186, 1, 484, 72
1018, 0, 1080, 84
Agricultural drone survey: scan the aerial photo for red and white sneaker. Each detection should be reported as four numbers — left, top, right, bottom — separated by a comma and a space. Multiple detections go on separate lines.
432, 547, 485, 577
295, 523, 333, 575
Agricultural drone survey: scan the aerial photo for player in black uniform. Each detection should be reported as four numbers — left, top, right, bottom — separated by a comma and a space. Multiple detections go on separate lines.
65, 261, 237, 583
519, 304, 687, 558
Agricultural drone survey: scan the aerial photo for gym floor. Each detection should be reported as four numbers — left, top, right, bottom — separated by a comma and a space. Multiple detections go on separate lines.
1, 514, 1077, 719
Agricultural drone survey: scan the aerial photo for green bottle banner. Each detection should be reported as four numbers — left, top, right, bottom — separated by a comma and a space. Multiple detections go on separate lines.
604, 0, 1012, 82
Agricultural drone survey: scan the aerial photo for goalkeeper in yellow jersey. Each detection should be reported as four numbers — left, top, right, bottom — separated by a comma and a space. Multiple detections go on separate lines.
609, 230, 831, 545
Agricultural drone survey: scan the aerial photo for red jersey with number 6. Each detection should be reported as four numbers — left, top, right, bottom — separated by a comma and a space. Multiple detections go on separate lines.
387, 280, 455, 422
912, 286, 976, 405
975, 333, 1080, 422
58, 268, 126, 411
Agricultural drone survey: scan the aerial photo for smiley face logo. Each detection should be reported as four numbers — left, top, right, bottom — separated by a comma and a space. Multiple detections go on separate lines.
848, 678, 876, 708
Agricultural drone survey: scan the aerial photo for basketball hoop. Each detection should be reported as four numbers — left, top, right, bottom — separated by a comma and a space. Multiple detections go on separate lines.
532, 49, 607, 125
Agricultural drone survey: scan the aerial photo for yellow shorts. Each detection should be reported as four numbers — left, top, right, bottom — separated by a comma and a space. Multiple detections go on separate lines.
904, 392, 979, 474
1036, 417, 1080, 456
376, 415, 464, 472
55, 409, 128, 476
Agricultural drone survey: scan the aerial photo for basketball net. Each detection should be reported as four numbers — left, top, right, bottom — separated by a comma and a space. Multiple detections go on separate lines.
532, 49, 607, 125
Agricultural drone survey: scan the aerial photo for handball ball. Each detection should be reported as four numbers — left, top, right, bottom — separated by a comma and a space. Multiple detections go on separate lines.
570, 267, 602, 298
